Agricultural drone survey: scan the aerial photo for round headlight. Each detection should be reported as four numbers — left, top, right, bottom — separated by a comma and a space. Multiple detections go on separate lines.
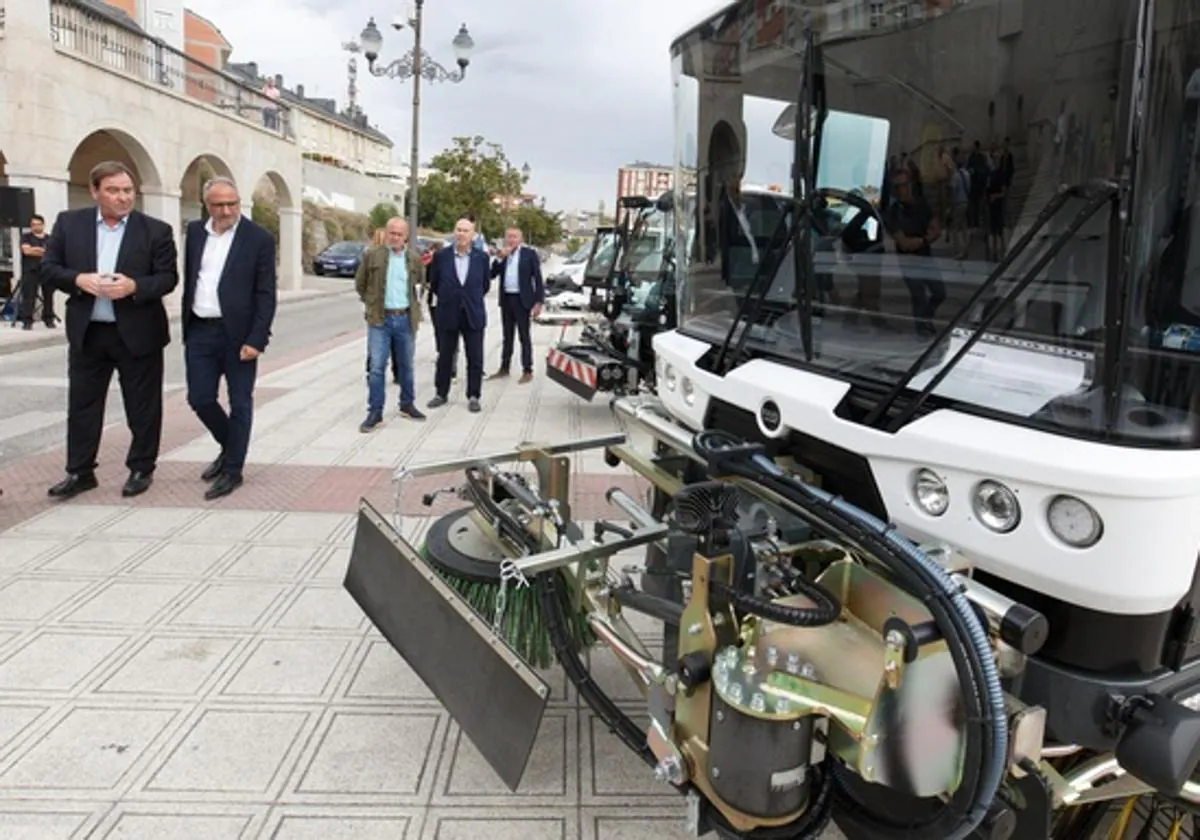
1047, 495, 1103, 548
681, 377, 695, 406
912, 469, 949, 517
972, 480, 1021, 533
663, 364, 677, 391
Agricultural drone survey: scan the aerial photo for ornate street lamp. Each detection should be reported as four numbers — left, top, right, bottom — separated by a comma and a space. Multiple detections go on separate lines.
357, 4, 474, 239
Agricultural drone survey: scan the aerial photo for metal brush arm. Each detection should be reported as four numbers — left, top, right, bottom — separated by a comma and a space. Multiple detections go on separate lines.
393, 433, 627, 481
513, 524, 670, 575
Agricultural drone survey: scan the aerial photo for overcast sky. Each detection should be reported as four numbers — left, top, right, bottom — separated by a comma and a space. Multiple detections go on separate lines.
187, 0, 724, 213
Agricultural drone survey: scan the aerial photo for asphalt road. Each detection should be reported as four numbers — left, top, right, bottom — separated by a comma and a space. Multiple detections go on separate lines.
0, 291, 364, 467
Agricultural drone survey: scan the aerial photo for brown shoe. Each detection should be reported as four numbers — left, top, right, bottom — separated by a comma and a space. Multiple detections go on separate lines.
488, 368, 510, 380
518, 372, 533, 384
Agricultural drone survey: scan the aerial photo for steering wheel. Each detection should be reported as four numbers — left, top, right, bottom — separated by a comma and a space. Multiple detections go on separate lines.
811, 187, 885, 255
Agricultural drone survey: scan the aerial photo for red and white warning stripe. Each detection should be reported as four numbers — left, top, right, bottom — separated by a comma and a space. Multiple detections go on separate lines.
546, 347, 598, 388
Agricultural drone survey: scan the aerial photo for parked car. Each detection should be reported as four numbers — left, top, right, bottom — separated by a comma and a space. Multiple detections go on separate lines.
313, 241, 367, 277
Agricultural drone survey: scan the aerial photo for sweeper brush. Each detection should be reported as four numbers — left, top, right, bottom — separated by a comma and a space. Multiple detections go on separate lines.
415, 507, 595, 670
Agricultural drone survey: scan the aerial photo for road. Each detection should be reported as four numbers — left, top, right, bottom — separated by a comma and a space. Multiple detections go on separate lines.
0, 291, 364, 467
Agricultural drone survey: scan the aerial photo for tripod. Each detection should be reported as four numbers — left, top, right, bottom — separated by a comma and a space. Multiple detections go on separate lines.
8, 272, 57, 328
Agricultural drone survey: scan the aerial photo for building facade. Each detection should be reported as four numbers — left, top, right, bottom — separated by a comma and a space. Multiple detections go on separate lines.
615, 162, 673, 223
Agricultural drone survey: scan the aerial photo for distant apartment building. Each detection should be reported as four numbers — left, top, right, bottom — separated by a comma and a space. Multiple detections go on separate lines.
615, 162, 673, 223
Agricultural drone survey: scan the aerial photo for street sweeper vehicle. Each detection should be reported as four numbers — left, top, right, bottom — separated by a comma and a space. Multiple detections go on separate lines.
544, 192, 678, 400
344, 0, 1200, 838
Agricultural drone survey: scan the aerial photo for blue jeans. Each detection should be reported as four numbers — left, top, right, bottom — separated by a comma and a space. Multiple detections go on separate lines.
368, 314, 415, 413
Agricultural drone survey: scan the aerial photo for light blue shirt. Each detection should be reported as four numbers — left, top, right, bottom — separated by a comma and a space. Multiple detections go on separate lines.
93, 211, 127, 322
503, 247, 521, 294
454, 250, 470, 285
384, 249, 410, 310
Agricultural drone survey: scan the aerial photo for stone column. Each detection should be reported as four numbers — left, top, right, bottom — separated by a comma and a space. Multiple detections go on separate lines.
277, 206, 303, 291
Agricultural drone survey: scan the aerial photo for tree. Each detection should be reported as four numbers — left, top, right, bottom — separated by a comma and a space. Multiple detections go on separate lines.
509, 204, 562, 247
368, 201, 401, 232
417, 135, 526, 238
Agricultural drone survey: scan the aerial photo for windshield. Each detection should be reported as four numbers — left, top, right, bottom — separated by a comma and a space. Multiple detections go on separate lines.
624, 206, 673, 282
671, 0, 1200, 447
584, 229, 618, 284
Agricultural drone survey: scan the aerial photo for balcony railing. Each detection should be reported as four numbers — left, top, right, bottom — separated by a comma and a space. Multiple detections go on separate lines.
48, 0, 293, 140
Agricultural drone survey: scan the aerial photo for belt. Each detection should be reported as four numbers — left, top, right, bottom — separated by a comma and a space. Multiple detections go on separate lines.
384, 308, 409, 316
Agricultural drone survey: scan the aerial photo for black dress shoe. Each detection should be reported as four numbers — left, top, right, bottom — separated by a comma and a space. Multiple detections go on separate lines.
122, 471, 153, 497
48, 473, 98, 499
205, 473, 243, 501
201, 454, 226, 482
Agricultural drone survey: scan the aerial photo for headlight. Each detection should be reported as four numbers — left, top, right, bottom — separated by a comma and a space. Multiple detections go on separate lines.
972, 480, 1021, 533
1046, 495, 1103, 548
681, 377, 695, 406
912, 469, 949, 517
663, 364, 677, 391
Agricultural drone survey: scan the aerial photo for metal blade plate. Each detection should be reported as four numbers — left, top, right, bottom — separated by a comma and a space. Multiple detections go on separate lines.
343, 499, 549, 791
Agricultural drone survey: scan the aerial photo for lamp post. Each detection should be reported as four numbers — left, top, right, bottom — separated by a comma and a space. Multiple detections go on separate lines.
357, 4, 474, 241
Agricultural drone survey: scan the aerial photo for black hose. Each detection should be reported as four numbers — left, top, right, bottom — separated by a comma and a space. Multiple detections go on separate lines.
710, 576, 841, 627
692, 430, 1002, 840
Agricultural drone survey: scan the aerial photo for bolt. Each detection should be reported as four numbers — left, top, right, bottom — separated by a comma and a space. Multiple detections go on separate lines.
793, 720, 802, 731
886, 630, 905, 648
715, 710, 724, 722
688, 623, 702, 636
711, 767, 721, 778
766, 645, 779, 667
799, 662, 817, 680
786, 652, 800, 674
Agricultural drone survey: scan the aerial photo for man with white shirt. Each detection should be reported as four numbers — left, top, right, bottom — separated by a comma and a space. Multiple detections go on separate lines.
488, 226, 544, 383
182, 177, 278, 500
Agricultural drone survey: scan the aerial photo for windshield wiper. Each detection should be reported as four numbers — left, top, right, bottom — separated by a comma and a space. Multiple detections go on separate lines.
861, 179, 1120, 431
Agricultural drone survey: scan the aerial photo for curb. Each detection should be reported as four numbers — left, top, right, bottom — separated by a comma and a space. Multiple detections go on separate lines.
0, 287, 355, 358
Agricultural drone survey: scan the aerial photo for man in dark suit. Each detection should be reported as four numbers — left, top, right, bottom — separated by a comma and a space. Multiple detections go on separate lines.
40, 160, 179, 500
488, 225, 545, 384
426, 214, 491, 412
182, 176, 278, 500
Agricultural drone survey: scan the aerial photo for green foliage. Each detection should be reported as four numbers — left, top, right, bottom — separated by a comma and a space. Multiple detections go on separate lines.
509, 204, 563, 247
417, 135, 526, 239
565, 236, 584, 254
368, 201, 401, 232
251, 200, 279, 263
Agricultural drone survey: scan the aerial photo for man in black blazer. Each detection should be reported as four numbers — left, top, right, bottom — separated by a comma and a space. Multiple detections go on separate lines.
182, 176, 278, 500
40, 160, 179, 499
426, 215, 492, 412
488, 225, 545, 383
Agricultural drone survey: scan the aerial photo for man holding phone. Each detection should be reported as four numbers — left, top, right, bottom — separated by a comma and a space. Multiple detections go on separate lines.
40, 160, 179, 499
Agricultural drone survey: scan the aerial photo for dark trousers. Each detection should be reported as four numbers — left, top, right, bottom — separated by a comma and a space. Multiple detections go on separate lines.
18, 272, 55, 324
435, 319, 484, 399
185, 319, 258, 477
500, 292, 534, 373
430, 305, 457, 376
67, 322, 164, 476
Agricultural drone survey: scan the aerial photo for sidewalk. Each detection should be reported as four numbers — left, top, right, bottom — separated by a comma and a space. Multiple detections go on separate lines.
0, 276, 354, 357
0, 318, 725, 839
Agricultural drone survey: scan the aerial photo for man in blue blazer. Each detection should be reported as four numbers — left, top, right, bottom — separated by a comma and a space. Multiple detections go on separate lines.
488, 226, 544, 383
182, 176, 278, 500
426, 214, 491, 412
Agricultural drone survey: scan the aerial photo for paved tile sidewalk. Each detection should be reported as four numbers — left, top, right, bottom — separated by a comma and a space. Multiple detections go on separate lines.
0, 315, 741, 840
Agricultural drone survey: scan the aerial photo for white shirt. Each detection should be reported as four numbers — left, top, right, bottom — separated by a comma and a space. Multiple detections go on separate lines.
193, 217, 239, 318
503, 246, 522, 294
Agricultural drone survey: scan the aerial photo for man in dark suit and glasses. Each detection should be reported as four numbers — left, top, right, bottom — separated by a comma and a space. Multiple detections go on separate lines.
488, 225, 545, 384
40, 160, 179, 500
182, 176, 278, 500
426, 214, 491, 413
